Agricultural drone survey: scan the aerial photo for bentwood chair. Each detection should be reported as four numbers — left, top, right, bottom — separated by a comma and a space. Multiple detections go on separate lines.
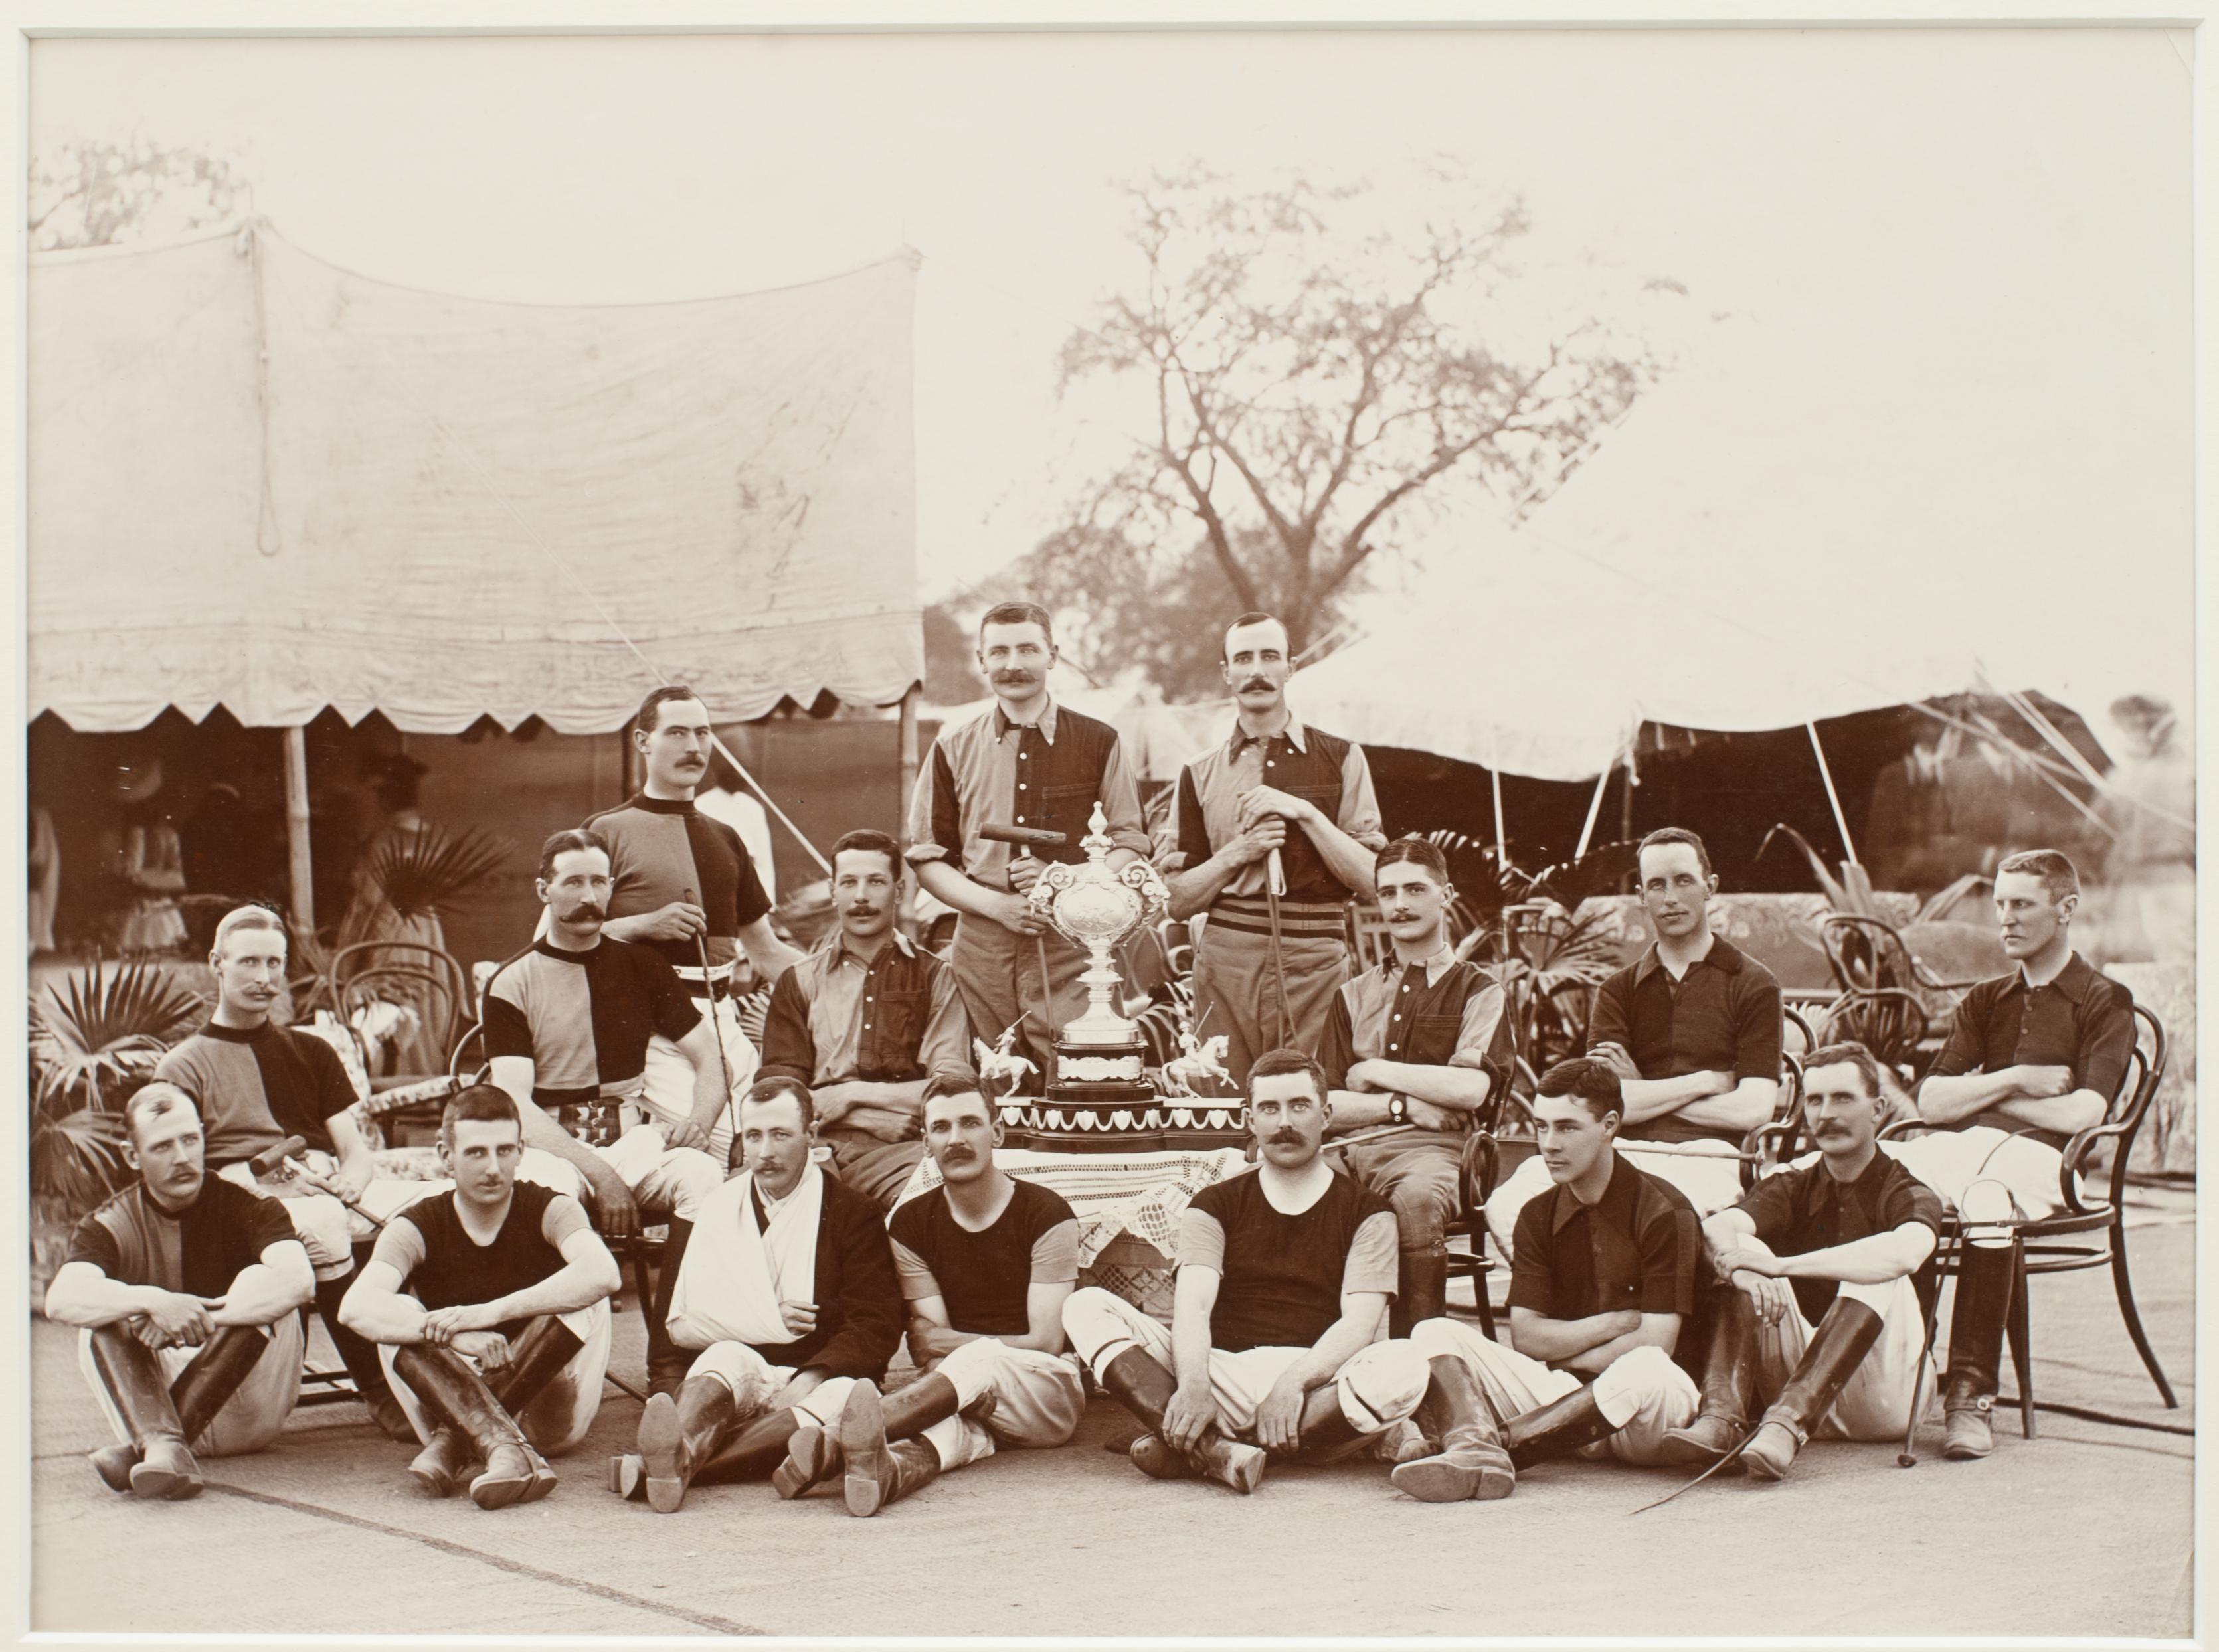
1817, 914, 1978, 1083
1880, 1003, 2176, 1434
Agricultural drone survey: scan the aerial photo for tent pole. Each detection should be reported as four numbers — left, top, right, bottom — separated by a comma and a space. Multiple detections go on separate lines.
1490, 765, 1506, 857
1806, 722, 1860, 867
282, 725, 315, 934
898, 684, 921, 828
1575, 756, 1615, 860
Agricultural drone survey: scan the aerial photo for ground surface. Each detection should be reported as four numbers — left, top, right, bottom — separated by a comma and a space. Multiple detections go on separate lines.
27, 1187, 2196, 1641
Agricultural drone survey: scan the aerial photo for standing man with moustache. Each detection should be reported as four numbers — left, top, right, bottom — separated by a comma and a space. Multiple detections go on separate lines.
586, 684, 802, 1168
341, 1085, 622, 1509
482, 830, 730, 1395
1161, 612, 1387, 1090
1064, 1049, 1429, 1495
757, 829, 974, 1208
772, 1075, 1084, 1515
46, 1084, 314, 1499
907, 602, 1151, 1075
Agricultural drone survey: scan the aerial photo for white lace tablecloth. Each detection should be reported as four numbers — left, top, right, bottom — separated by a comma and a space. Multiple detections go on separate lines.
891, 1143, 1253, 1268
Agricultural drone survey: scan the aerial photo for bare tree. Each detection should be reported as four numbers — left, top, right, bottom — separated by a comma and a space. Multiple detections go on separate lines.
30, 136, 248, 252
1051, 163, 1675, 660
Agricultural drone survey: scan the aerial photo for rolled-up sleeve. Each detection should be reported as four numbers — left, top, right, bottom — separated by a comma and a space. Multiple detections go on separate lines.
1097, 737, 1152, 858
1337, 744, 1389, 850
905, 740, 963, 868
917, 961, 974, 1081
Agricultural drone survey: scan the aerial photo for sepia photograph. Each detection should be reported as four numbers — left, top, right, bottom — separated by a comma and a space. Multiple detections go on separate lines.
15, 14, 2200, 1643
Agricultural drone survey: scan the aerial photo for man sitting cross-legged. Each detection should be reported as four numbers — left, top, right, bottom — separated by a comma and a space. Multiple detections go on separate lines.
46, 1084, 314, 1500
773, 1074, 1085, 1515
1393, 1058, 1702, 1503
1658, 1041, 1941, 1483
609, 1076, 904, 1511
339, 1085, 621, 1509
1063, 1048, 1429, 1495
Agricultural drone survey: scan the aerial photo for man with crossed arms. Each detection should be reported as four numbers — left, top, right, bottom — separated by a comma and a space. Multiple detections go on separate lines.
772, 1074, 1085, 1515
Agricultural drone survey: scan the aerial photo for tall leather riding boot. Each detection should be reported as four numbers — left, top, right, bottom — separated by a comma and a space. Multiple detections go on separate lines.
315, 1272, 414, 1441
1392, 1355, 1516, 1503
1943, 1240, 2014, 1460
1658, 1291, 1761, 1468
90, 1324, 273, 1493
88, 1325, 200, 1501
1285, 1382, 1372, 1465
393, 1343, 551, 1511
1098, 1347, 1267, 1495
635, 1372, 736, 1513
643, 1219, 694, 1398
412, 1317, 586, 1498
1741, 1298, 1884, 1482
776, 1370, 968, 1500
1393, 1245, 1450, 1339
1504, 1383, 1621, 1470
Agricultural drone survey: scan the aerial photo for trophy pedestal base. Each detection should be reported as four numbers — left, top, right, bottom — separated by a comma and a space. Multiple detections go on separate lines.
997, 1038, 1250, 1154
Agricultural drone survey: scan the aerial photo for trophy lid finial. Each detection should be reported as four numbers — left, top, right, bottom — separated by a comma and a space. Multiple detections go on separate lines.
1083, 802, 1112, 861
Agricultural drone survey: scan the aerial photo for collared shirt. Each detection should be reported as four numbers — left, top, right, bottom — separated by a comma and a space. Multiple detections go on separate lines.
1318, 946, 1512, 1125
758, 930, 973, 1090
1927, 951, 2137, 1119
1164, 715, 1385, 906
584, 792, 773, 975
481, 936, 702, 1106
1507, 1151, 1702, 1326
905, 697, 1150, 888
1586, 933, 1783, 1143
1736, 1149, 1944, 1322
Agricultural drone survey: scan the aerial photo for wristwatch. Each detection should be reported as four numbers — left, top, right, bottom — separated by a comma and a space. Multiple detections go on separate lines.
1388, 1094, 1407, 1125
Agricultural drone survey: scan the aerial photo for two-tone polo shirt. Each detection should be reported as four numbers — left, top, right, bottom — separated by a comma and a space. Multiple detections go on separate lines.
153, 1020, 361, 1169
889, 1177, 1080, 1337
1586, 934, 1783, 1143
1318, 946, 1514, 1124
583, 793, 773, 978
68, 1176, 298, 1296
481, 936, 702, 1108
1507, 1151, 1702, 1329
758, 931, 972, 1092
1180, 1169, 1398, 1352
1925, 951, 2137, 1125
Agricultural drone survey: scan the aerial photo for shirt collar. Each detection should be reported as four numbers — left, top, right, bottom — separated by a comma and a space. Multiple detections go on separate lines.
1551, 1149, 1639, 1233
1633, 930, 1741, 985
992, 697, 1059, 744
629, 791, 695, 816
199, 1018, 270, 1044
1382, 942, 1459, 988
2008, 950, 2097, 1003
1227, 715, 1309, 758
828, 930, 917, 970
533, 936, 604, 963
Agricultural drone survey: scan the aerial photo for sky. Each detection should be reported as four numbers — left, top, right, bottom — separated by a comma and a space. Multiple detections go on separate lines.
29, 27, 2194, 718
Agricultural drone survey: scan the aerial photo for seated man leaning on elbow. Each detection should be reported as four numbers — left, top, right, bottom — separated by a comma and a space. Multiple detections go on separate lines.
1393, 1058, 1702, 1503
1660, 1041, 1941, 1482
45, 1084, 315, 1501
1486, 827, 1781, 1256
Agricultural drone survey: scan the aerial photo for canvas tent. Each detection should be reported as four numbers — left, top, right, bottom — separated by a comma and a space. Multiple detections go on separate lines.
29, 221, 923, 922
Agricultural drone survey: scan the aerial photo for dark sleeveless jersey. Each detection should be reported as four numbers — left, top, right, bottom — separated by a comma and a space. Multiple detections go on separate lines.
888, 1178, 1079, 1336
377, 1181, 585, 1339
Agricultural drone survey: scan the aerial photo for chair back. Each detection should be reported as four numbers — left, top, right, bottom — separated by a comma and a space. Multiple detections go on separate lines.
2092, 1003, 2167, 1207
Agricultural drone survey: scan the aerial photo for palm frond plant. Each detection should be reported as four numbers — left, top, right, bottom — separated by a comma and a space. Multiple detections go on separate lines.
363, 821, 513, 922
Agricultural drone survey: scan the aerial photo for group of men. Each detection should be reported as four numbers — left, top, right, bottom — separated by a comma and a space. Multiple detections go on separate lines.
50, 600, 2140, 1515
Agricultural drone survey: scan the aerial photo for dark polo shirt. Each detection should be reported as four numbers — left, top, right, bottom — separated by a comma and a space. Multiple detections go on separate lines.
1735, 1149, 1944, 1323
1925, 952, 2137, 1129
1587, 934, 1783, 1143
1507, 1153, 1702, 1329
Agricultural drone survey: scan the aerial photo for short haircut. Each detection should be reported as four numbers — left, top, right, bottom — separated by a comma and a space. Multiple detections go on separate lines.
832, 829, 904, 880
1802, 1042, 1884, 1100
1248, 1047, 1326, 1102
123, 1082, 199, 1147
977, 601, 1055, 649
634, 683, 707, 736
440, 1083, 521, 1145
923, 1070, 986, 1106
1534, 1057, 1623, 1121
1997, 848, 2080, 904
1375, 835, 1450, 886
537, 827, 610, 882
1221, 610, 1287, 659
212, 903, 288, 957
1637, 826, 1713, 881
742, 1074, 816, 1132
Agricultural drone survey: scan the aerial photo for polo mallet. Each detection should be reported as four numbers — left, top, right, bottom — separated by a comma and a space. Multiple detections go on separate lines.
681, 885, 740, 1151
980, 823, 1067, 1040
1259, 830, 1295, 1050
1896, 1224, 1958, 1468
251, 1133, 388, 1231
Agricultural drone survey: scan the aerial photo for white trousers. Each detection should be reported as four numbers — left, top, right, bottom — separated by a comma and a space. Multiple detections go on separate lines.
909, 1338, 1087, 1471
510, 1126, 722, 1223
1881, 1128, 2072, 1224
1755, 1276, 1933, 1441
80, 1313, 305, 1459
684, 1341, 857, 1428
1409, 1317, 1700, 1466
1062, 1285, 1428, 1441
380, 1299, 612, 1456
1484, 1145, 1748, 1264
642, 992, 759, 1169
219, 1157, 443, 1282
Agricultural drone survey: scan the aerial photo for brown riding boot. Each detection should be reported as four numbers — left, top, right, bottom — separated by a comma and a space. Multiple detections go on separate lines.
412, 1318, 584, 1499
1393, 1355, 1516, 1503
393, 1343, 551, 1510
88, 1323, 273, 1493
1504, 1383, 1621, 1470
840, 1380, 950, 1516
642, 1219, 695, 1398
1942, 1240, 2014, 1461
1742, 1298, 1884, 1482
1393, 1245, 1450, 1339
1284, 1383, 1374, 1465
636, 1373, 737, 1514
1659, 1291, 1761, 1470
88, 1325, 200, 1501
776, 1372, 983, 1500
1097, 1348, 1265, 1495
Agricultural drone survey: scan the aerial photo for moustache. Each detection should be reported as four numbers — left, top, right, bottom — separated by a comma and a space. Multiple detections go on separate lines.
993, 671, 1035, 683
567, 902, 606, 922
847, 905, 882, 918
1240, 677, 1274, 693
1267, 1130, 1306, 1146
940, 1146, 976, 1164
